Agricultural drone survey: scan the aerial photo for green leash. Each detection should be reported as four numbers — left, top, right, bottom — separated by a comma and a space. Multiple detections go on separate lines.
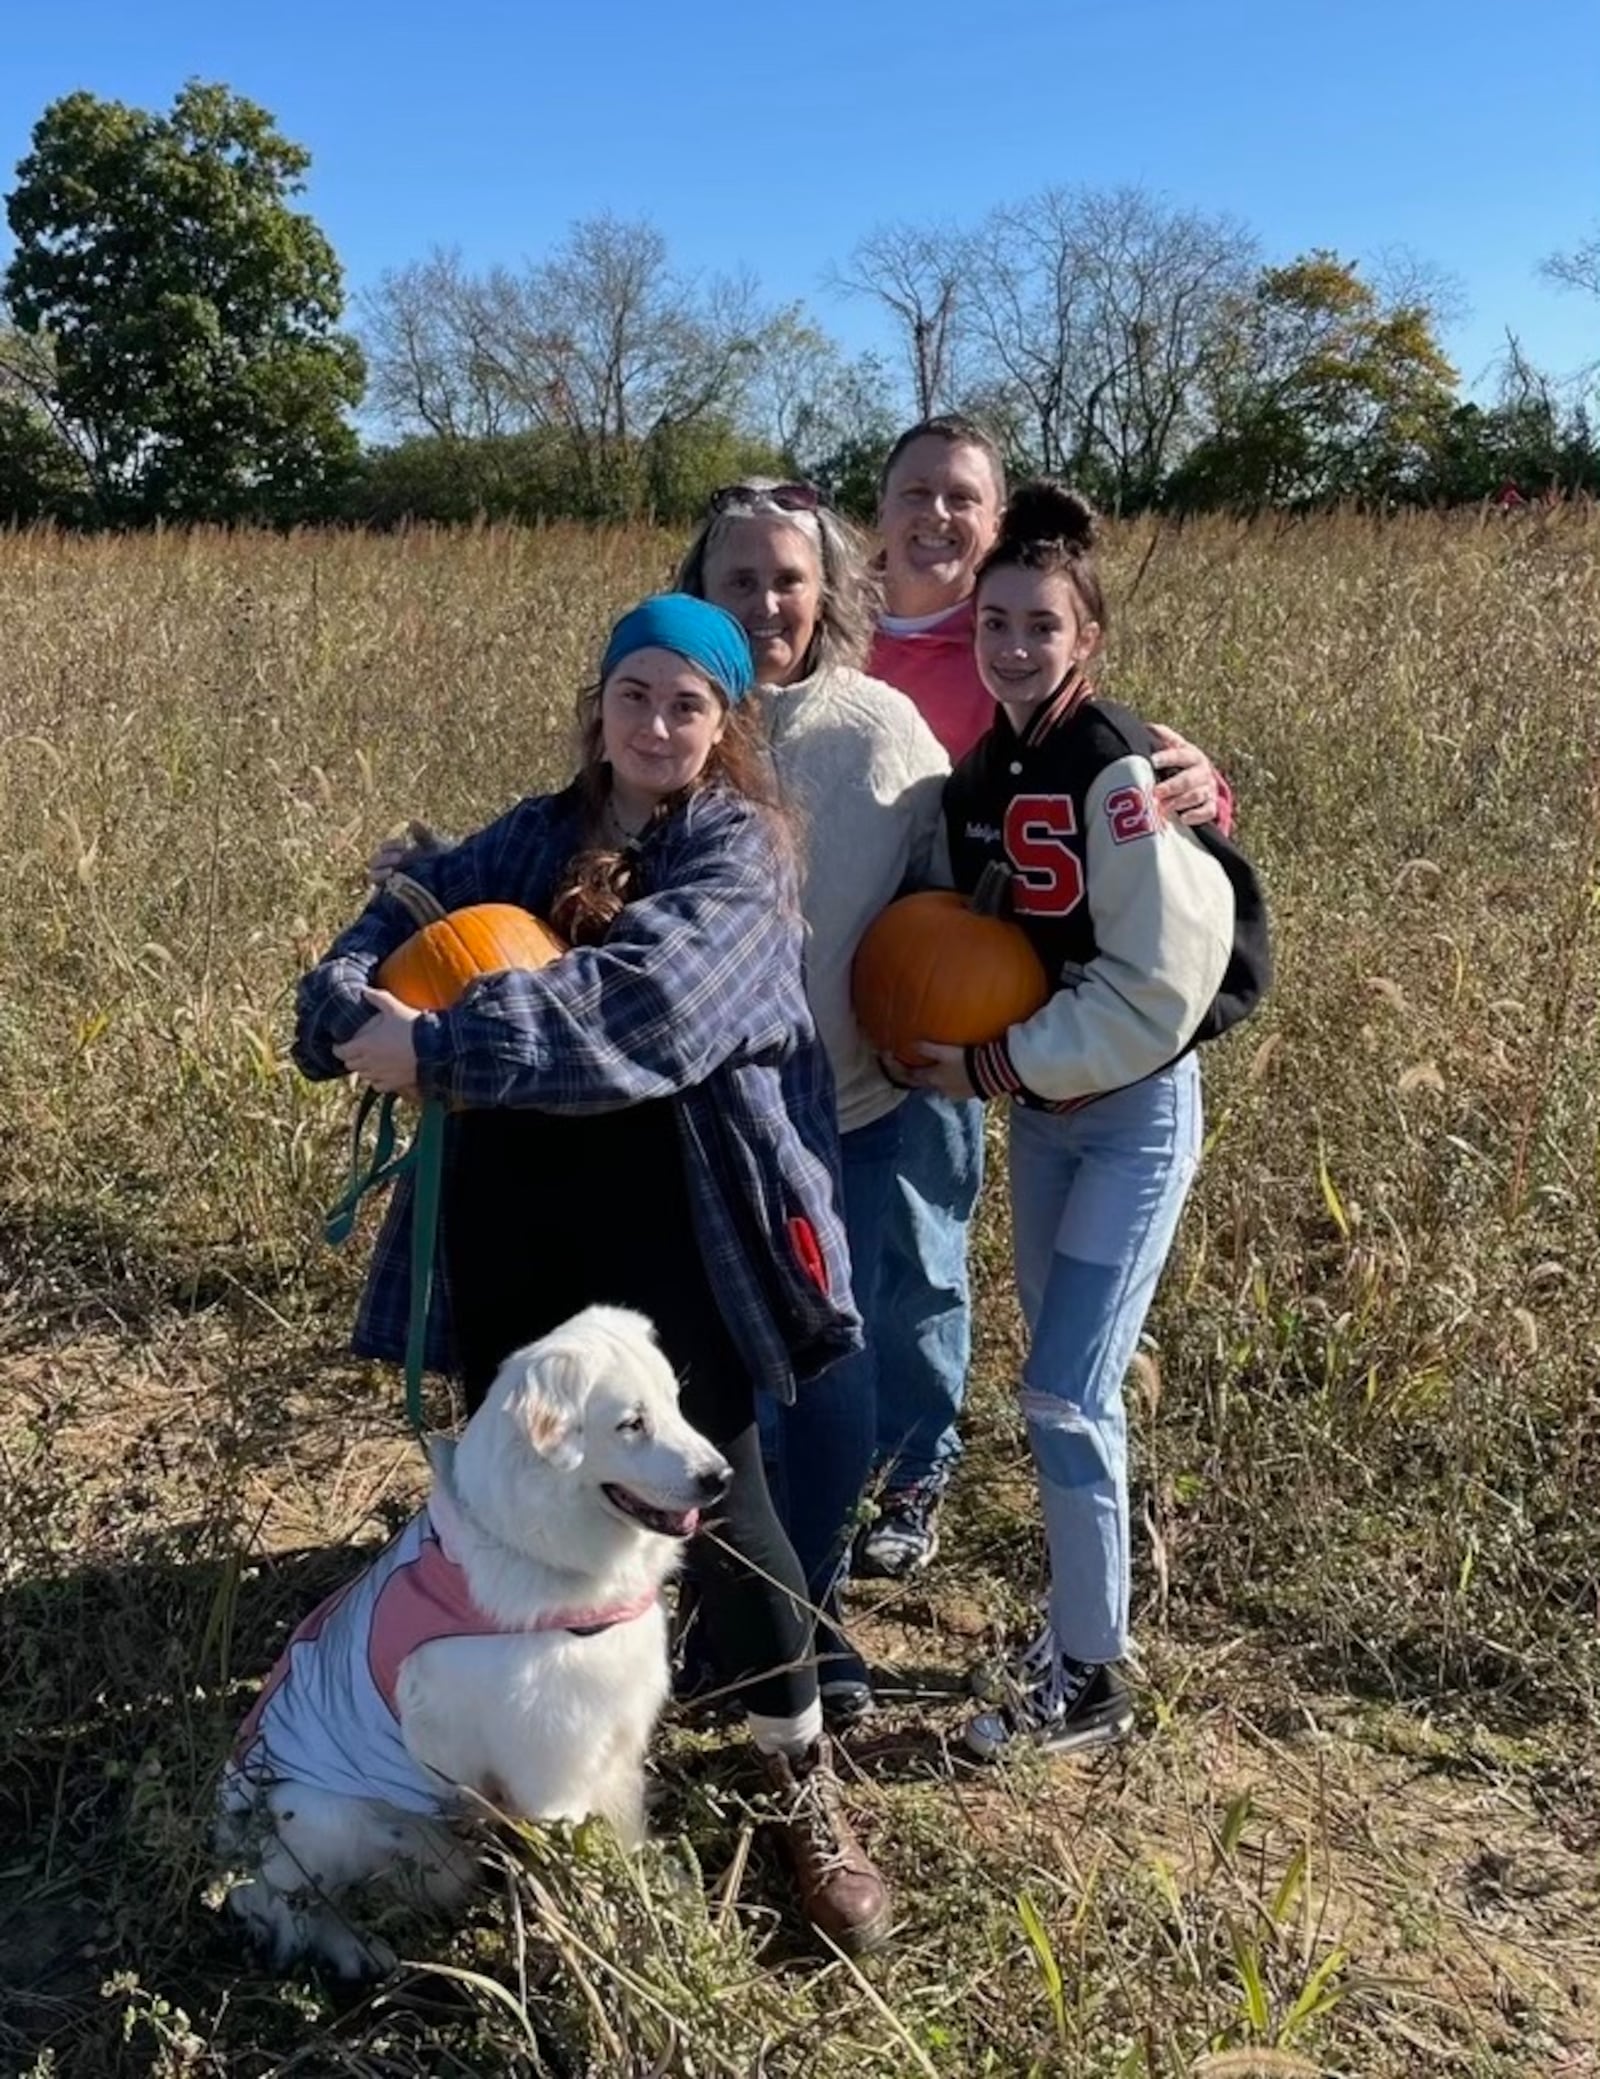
325, 1086, 445, 1436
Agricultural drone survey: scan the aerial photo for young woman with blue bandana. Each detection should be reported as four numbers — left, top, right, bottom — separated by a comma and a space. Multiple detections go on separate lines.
296, 594, 892, 1955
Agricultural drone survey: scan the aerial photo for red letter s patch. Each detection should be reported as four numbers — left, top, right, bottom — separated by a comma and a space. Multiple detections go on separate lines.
1005, 795, 1085, 916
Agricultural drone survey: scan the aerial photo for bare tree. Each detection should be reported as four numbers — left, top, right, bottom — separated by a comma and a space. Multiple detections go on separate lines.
829, 221, 966, 419
1368, 245, 1470, 332
1496, 329, 1558, 415
959, 189, 1097, 477
524, 218, 766, 503
361, 249, 521, 442
360, 215, 771, 513
744, 306, 845, 460
1075, 189, 1256, 507
1541, 228, 1600, 400
958, 186, 1255, 505
1541, 227, 1600, 302
743, 307, 895, 475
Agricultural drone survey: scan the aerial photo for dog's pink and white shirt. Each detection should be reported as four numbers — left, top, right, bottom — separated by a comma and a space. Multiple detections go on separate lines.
224, 1448, 655, 1817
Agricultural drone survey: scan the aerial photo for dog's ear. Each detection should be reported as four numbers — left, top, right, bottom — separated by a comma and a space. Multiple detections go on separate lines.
511, 1346, 586, 1470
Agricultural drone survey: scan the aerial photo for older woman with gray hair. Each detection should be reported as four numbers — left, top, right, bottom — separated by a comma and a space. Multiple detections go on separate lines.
675, 480, 950, 1718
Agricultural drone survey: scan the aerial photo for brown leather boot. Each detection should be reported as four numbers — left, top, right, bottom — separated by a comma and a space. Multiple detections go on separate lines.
761, 1734, 892, 1956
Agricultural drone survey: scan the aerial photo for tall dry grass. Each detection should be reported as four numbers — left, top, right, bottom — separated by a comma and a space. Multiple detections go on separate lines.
2, 510, 1596, 2077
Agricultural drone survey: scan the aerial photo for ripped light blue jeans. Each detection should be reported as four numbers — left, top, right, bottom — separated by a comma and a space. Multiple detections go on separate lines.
1008, 1054, 1202, 1666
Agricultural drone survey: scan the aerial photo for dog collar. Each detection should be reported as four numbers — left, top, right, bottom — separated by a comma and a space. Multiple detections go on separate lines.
557, 1592, 661, 1636
424, 1447, 660, 1637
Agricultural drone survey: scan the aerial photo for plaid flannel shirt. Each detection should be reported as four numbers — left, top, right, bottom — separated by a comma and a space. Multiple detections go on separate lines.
294, 781, 860, 1402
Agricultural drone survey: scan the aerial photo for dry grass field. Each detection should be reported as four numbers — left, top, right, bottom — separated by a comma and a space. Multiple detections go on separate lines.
2, 510, 1597, 2077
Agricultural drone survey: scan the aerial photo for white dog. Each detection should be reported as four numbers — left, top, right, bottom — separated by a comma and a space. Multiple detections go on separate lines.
216, 1305, 730, 1978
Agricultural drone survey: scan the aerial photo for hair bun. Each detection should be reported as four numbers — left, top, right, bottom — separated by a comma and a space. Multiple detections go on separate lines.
999, 480, 1097, 554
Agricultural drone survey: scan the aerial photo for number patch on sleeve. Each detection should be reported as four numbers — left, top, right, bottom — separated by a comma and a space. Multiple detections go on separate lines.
1105, 784, 1157, 845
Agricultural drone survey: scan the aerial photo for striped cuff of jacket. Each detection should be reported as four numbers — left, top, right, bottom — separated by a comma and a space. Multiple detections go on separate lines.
966, 1038, 1027, 1100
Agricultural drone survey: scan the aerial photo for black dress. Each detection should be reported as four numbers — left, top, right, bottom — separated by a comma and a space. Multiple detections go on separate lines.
442, 1098, 814, 1722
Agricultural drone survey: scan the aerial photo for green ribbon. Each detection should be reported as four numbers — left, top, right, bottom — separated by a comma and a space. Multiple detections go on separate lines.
325, 1086, 445, 1436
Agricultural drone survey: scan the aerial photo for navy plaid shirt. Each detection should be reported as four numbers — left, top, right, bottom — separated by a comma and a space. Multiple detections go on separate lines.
295, 781, 860, 1402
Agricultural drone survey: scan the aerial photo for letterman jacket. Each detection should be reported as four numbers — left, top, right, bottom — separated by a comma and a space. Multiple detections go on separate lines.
945, 679, 1243, 1108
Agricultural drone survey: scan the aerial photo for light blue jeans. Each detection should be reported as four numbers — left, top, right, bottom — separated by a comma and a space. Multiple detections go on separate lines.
1009, 1055, 1202, 1666
871, 1090, 986, 1494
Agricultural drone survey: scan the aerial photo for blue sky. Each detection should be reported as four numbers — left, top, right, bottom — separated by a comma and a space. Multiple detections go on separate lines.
3, 0, 1596, 404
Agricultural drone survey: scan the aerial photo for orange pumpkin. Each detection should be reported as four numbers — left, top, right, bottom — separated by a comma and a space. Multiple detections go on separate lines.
852, 862, 1049, 1063
375, 873, 566, 1010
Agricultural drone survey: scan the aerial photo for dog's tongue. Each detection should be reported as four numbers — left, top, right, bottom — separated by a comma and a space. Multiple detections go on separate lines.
666, 1505, 700, 1539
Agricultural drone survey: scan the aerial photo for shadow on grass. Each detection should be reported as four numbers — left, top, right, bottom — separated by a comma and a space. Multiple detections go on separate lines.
0, 1534, 362, 2063
0, 1526, 879, 2076
0, 1191, 340, 1351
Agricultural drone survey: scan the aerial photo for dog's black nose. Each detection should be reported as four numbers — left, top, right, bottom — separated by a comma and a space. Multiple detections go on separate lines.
697, 1463, 733, 1501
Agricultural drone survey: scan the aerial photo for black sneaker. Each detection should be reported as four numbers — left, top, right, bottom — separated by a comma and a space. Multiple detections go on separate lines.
816, 1617, 876, 1729
965, 1631, 1134, 1760
854, 1483, 942, 1578
819, 1677, 877, 1730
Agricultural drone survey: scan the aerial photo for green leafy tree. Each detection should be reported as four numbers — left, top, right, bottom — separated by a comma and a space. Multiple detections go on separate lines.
1171, 252, 1457, 509
0, 326, 85, 520
0, 395, 84, 522
4, 80, 363, 524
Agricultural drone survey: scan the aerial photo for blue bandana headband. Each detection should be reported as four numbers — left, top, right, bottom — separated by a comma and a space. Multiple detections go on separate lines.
600, 593, 756, 705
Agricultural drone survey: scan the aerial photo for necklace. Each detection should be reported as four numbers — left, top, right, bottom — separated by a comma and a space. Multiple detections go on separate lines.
603, 797, 650, 848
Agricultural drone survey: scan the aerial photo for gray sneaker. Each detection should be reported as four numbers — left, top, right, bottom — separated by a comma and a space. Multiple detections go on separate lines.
855, 1484, 942, 1578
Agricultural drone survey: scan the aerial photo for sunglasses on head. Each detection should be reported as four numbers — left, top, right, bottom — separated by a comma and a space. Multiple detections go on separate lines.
708, 481, 824, 515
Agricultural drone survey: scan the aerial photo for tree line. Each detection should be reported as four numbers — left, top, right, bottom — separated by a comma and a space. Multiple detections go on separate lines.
1, 80, 1596, 530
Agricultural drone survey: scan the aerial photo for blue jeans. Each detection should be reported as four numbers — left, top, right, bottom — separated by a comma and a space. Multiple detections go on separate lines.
767, 1104, 903, 1622
871, 1090, 985, 1494
1009, 1057, 1202, 1666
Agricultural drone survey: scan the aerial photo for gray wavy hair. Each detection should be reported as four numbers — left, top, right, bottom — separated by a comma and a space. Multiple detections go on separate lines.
675, 481, 879, 679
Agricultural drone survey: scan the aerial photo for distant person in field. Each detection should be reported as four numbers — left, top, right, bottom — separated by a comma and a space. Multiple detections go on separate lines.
299, 593, 892, 1955
856, 416, 1231, 1585
893, 483, 1268, 1756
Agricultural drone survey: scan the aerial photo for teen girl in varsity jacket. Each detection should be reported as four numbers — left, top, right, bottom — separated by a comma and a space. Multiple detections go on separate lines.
898, 483, 1269, 1760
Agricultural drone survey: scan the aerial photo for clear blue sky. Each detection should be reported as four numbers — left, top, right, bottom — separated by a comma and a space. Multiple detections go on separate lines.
3, 0, 1596, 402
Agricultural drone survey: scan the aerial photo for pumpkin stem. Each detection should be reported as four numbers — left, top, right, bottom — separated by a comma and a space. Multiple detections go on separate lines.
384, 872, 449, 929
970, 860, 1015, 919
